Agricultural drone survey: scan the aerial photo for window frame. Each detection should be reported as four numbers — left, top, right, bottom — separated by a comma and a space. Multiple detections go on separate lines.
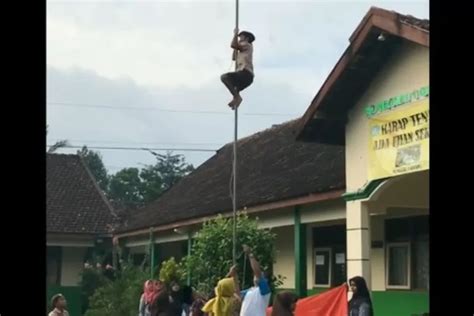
313, 247, 332, 288
386, 242, 411, 290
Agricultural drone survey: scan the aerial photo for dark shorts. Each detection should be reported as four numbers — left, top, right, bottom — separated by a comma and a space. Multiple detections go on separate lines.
222, 69, 254, 91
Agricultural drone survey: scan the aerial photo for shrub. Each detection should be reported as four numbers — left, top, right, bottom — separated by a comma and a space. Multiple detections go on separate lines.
84, 263, 149, 316
182, 213, 284, 296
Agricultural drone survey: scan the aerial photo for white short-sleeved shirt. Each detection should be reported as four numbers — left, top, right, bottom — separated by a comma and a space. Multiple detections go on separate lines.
236, 41, 254, 75
239, 277, 271, 316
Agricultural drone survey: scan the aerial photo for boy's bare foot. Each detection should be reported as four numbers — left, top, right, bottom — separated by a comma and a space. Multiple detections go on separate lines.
228, 95, 242, 109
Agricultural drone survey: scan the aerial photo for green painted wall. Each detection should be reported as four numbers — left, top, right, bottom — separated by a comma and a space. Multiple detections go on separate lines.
276, 288, 429, 314
47, 286, 82, 316
372, 291, 429, 315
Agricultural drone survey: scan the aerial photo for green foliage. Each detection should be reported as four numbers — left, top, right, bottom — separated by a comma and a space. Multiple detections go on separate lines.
144, 151, 194, 194
182, 213, 284, 296
159, 257, 185, 286
108, 167, 144, 208
84, 263, 149, 316
108, 151, 194, 209
78, 146, 109, 191
79, 266, 109, 313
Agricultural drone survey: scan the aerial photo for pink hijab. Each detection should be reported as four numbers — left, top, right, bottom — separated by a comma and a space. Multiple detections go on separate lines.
142, 280, 158, 304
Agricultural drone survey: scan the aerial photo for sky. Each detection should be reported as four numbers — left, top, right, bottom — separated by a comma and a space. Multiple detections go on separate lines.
47, 0, 429, 173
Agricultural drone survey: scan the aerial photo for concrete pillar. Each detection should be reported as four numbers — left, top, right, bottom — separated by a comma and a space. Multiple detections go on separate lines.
370, 215, 385, 291
294, 206, 307, 297
346, 200, 371, 288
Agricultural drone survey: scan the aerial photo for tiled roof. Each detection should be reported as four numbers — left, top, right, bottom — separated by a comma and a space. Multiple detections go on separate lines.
47, 154, 117, 234
121, 119, 345, 232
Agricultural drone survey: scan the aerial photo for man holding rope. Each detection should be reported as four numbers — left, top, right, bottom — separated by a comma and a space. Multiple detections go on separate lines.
239, 245, 271, 316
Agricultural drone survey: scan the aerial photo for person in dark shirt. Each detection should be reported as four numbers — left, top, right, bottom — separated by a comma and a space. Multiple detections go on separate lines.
348, 276, 374, 316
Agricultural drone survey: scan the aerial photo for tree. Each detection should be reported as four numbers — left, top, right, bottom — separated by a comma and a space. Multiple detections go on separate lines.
108, 168, 144, 209
108, 151, 194, 209
142, 151, 194, 198
78, 146, 109, 192
181, 213, 284, 296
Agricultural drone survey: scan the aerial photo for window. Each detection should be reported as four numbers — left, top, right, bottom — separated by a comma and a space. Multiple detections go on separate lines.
314, 248, 332, 287
385, 215, 429, 290
312, 225, 346, 288
333, 249, 347, 285
386, 242, 411, 289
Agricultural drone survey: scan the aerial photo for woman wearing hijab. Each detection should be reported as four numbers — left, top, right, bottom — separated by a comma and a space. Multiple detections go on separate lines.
167, 281, 185, 316
202, 265, 240, 316
271, 291, 298, 316
149, 280, 171, 316
348, 276, 374, 316
140, 280, 157, 316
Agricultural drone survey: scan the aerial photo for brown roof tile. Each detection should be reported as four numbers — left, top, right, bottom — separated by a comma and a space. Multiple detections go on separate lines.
47, 154, 117, 234
120, 119, 345, 233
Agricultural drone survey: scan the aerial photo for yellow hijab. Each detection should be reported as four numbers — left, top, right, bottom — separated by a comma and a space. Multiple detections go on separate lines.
202, 277, 236, 316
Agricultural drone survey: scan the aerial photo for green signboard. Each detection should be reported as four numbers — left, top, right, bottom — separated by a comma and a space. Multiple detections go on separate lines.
364, 86, 429, 118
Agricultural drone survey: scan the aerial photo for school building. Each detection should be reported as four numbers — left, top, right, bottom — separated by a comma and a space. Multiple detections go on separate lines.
47, 153, 118, 316
116, 7, 429, 315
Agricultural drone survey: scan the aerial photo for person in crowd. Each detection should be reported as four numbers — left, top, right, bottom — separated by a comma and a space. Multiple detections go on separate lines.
271, 291, 298, 316
167, 280, 185, 316
149, 280, 171, 316
49, 293, 70, 316
139, 280, 157, 316
181, 284, 194, 316
348, 276, 374, 316
202, 265, 240, 316
239, 245, 272, 316
190, 294, 207, 316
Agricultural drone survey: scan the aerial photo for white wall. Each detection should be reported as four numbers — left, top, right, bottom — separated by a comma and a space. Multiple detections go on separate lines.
273, 225, 295, 288
256, 207, 294, 229
345, 41, 429, 192
61, 247, 87, 286
301, 200, 346, 224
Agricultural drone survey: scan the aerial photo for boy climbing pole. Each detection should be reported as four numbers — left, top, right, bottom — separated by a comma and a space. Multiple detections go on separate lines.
221, 29, 255, 109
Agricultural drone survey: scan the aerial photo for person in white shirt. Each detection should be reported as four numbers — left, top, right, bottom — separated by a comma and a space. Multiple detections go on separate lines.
239, 245, 271, 316
220, 29, 255, 109
49, 293, 70, 316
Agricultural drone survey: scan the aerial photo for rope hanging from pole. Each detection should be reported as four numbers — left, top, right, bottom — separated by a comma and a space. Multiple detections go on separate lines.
232, 0, 239, 267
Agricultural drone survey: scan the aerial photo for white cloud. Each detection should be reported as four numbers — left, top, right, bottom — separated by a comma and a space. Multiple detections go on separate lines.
47, 66, 307, 170
47, 0, 429, 170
